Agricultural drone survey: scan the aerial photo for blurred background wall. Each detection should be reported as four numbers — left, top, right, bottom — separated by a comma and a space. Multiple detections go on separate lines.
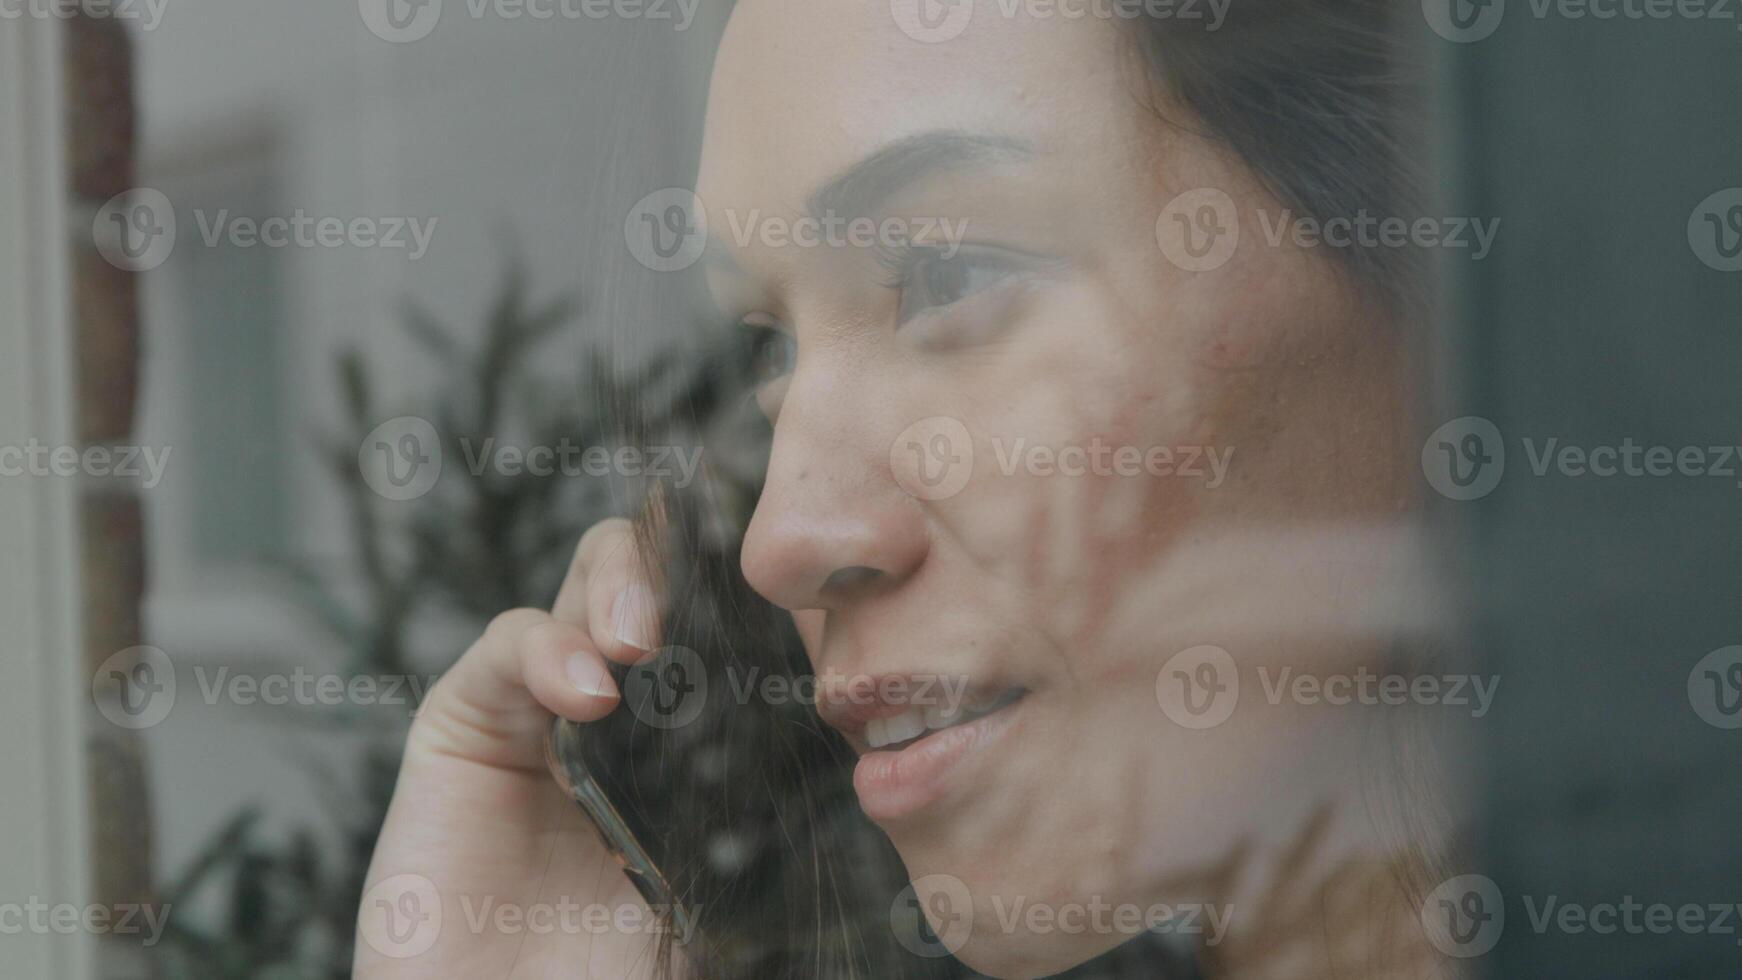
1439, 10, 1742, 978
120, 5, 723, 973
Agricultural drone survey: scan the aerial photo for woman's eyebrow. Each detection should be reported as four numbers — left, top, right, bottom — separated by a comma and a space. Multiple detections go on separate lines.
699, 131, 1033, 278
806, 130, 1033, 222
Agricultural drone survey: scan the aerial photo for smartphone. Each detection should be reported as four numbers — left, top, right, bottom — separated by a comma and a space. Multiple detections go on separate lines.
545, 715, 697, 946
538, 345, 851, 977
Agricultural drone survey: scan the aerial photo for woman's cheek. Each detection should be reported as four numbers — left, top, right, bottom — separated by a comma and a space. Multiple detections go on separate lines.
930, 283, 1212, 641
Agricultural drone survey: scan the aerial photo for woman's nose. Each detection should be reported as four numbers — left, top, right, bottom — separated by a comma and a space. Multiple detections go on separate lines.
739, 377, 931, 612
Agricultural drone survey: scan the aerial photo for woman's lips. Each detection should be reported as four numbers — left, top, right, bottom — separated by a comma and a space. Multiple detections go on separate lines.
852, 693, 1026, 822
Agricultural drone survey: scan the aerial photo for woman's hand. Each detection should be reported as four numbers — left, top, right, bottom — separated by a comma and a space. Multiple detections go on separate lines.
355, 518, 667, 979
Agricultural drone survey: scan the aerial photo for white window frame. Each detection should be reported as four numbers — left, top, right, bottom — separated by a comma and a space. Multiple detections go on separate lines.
0, 14, 95, 980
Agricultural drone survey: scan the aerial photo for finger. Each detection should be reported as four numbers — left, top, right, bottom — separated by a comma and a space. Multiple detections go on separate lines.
410, 608, 620, 772
555, 517, 664, 664
550, 517, 633, 624
585, 524, 663, 664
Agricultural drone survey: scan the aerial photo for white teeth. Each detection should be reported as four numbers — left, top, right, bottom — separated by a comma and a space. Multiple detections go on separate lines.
882, 709, 927, 746
924, 703, 962, 730
866, 709, 928, 749
866, 691, 1025, 750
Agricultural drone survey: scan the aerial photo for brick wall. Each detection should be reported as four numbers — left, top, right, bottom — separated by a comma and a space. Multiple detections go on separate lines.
64, 14, 159, 970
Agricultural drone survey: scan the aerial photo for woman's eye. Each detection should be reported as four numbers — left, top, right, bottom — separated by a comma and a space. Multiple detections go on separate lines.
745, 321, 796, 387
895, 248, 1024, 325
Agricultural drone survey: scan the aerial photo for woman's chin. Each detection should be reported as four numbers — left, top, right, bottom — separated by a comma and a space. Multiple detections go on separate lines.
901, 866, 1141, 980
945, 928, 1122, 980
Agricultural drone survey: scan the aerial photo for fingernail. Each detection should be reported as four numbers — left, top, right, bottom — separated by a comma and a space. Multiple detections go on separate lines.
566, 653, 618, 699
611, 585, 659, 651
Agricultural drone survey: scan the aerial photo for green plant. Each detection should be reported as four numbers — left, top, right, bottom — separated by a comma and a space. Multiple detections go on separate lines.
152, 261, 669, 979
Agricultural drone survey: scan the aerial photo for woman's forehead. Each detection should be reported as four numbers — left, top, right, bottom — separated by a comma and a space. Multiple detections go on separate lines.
698, 0, 1130, 205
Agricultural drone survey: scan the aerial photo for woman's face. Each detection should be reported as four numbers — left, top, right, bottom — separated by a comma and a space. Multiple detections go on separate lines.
697, 1, 1413, 973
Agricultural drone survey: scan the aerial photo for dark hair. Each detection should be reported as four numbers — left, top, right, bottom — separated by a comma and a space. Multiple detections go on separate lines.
1128, 0, 1428, 314
598, 5, 1432, 978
